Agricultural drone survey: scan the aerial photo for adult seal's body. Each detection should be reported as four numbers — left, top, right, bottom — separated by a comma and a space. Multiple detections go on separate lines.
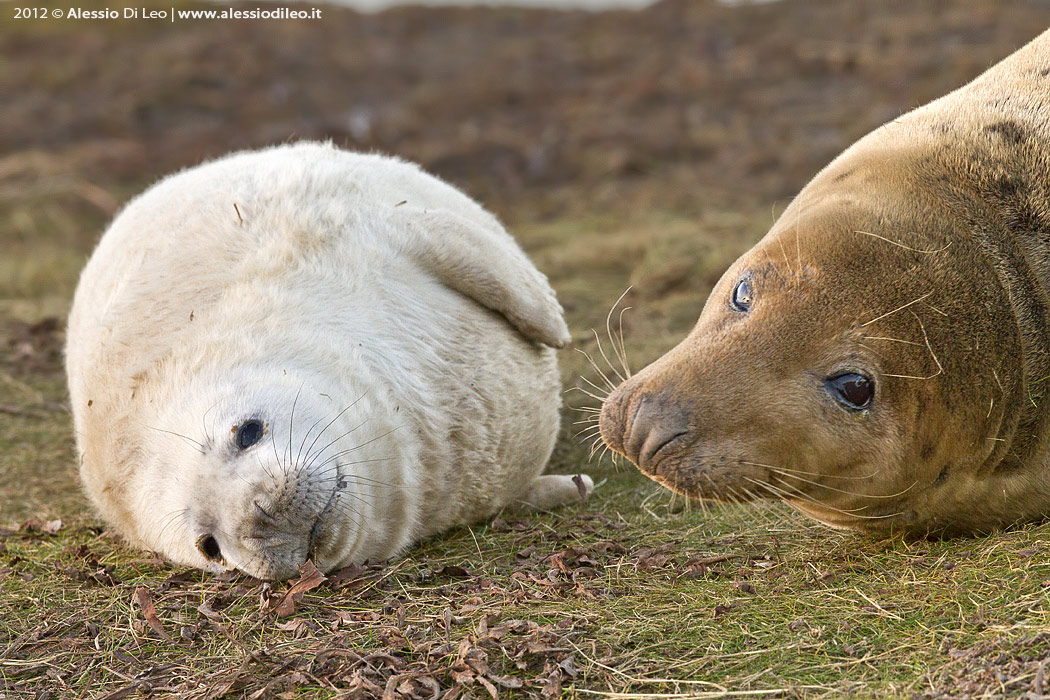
600, 29, 1050, 536
67, 143, 591, 579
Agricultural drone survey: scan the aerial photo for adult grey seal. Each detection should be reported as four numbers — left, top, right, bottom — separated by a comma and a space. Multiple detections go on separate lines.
599, 29, 1050, 536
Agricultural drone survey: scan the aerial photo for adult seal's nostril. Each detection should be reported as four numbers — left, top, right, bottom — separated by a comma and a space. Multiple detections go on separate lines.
640, 429, 689, 470
624, 396, 690, 471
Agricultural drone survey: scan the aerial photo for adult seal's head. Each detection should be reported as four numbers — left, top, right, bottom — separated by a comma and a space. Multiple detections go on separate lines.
67, 143, 591, 579
600, 29, 1050, 536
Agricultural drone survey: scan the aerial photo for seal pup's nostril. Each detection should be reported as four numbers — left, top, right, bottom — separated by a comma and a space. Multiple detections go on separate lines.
252, 497, 277, 526
196, 533, 223, 562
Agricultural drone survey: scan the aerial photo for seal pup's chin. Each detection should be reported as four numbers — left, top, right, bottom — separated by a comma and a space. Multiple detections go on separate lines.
138, 378, 401, 581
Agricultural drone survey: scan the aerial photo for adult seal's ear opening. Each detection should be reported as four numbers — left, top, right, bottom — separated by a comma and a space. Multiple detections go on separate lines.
600, 28, 1050, 537
65, 142, 592, 580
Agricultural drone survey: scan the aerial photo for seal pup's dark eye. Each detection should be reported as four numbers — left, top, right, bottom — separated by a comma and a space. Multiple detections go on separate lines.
731, 278, 753, 312
235, 419, 265, 450
825, 373, 874, 410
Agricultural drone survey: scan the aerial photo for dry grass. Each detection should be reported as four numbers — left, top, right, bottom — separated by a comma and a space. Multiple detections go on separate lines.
6, 1, 1050, 697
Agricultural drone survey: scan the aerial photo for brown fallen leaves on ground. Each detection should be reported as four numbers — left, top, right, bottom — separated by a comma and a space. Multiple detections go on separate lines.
133, 586, 172, 641
268, 561, 328, 617
1, 513, 770, 698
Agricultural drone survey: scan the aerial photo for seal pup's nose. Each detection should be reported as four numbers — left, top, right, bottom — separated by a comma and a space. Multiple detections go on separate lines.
195, 493, 331, 580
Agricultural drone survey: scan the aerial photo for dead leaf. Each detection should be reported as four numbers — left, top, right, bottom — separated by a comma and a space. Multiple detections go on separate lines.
132, 586, 171, 640
539, 661, 562, 699
435, 564, 472, 579
275, 618, 311, 638
572, 474, 587, 499
558, 656, 578, 678
272, 560, 327, 617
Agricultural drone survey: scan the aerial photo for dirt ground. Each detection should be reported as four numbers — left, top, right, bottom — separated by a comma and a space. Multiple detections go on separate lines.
6, 1, 1050, 698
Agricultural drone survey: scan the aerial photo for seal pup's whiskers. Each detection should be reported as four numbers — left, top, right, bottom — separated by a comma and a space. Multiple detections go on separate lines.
201, 397, 227, 445
144, 425, 205, 453
286, 384, 304, 471
305, 427, 403, 475
155, 507, 191, 546
298, 418, 372, 473
294, 399, 371, 479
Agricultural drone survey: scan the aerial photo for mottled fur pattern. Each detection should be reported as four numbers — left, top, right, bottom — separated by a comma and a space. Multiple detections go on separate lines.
600, 29, 1050, 536
66, 143, 591, 579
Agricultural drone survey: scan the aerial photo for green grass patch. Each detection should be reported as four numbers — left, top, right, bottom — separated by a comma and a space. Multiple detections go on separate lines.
5, 207, 1050, 698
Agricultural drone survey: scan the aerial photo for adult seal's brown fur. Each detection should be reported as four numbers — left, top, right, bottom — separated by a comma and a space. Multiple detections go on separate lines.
599, 29, 1050, 536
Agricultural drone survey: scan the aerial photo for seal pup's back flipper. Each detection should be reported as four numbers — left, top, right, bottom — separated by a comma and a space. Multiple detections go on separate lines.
394, 206, 571, 348
510, 473, 595, 511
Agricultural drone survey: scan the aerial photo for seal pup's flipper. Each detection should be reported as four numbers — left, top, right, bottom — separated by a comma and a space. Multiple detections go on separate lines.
511, 473, 595, 511
395, 207, 571, 348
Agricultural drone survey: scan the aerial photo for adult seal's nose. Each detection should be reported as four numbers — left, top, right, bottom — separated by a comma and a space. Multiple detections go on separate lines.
624, 395, 690, 471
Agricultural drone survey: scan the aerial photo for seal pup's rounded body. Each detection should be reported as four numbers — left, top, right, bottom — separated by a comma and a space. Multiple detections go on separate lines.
600, 29, 1050, 536
67, 143, 590, 579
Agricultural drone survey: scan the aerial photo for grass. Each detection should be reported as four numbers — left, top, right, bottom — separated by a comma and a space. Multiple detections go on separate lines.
6, 1, 1050, 697
7, 205, 1050, 699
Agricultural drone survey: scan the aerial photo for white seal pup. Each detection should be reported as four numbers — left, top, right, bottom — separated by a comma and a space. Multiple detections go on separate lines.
66, 142, 592, 579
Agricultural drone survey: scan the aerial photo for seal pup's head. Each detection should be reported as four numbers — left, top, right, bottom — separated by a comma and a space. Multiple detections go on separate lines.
99, 368, 409, 580
599, 121, 1050, 535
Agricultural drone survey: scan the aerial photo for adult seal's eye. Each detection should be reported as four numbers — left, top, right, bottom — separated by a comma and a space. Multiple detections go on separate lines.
826, 373, 874, 410
236, 419, 265, 450
731, 278, 753, 312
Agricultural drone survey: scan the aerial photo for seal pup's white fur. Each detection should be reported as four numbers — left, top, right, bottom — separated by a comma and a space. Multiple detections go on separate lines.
66, 142, 592, 579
